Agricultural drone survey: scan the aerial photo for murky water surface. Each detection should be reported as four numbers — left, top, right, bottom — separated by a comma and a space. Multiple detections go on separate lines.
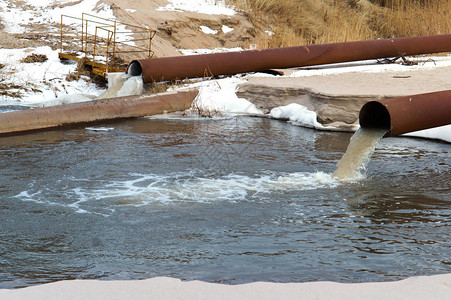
0, 117, 450, 288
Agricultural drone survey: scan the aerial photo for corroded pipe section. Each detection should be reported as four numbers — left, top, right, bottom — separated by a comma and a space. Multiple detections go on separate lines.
128, 34, 451, 83
359, 89, 451, 136
0, 90, 198, 135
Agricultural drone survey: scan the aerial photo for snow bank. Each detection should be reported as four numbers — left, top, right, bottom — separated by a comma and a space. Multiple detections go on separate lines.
179, 47, 244, 55
0, 0, 118, 34
200, 26, 218, 35
222, 25, 234, 33
0, 0, 130, 42
183, 77, 262, 116
156, 0, 236, 15
0, 46, 104, 106
404, 125, 451, 143
269, 103, 327, 130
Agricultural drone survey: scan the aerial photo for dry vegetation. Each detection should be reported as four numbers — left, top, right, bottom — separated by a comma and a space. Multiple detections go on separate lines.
20, 54, 48, 63
229, 0, 451, 48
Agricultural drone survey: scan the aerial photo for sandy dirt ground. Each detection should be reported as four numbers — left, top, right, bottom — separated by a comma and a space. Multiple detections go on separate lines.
0, 0, 254, 59
99, 0, 255, 58
237, 62, 451, 129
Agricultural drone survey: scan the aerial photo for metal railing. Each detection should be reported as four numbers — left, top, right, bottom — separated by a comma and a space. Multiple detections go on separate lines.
59, 13, 156, 77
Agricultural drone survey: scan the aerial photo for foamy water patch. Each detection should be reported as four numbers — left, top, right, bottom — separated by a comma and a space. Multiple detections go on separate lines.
81, 171, 340, 207
13, 171, 341, 214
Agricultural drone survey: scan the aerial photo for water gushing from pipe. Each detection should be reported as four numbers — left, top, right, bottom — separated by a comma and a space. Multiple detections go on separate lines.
333, 128, 387, 180
97, 73, 144, 99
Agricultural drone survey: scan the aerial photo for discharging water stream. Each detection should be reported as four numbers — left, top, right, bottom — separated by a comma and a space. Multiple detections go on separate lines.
333, 128, 387, 180
0, 116, 450, 288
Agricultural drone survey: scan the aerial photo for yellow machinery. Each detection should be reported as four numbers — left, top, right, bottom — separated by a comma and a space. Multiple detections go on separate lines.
59, 13, 156, 77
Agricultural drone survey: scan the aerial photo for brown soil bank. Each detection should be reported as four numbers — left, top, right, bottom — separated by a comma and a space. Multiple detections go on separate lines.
237, 63, 451, 130
100, 0, 255, 58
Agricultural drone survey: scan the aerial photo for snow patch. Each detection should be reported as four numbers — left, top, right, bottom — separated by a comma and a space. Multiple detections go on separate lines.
156, 0, 236, 15
222, 25, 234, 33
0, 0, 131, 43
179, 47, 243, 55
187, 77, 263, 115
200, 26, 218, 35
269, 103, 326, 130
1, 0, 113, 33
290, 56, 451, 77
0, 46, 103, 106
265, 30, 275, 36
404, 125, 451, 143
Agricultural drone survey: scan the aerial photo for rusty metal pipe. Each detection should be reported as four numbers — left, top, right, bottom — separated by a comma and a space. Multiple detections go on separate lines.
359, 89, 451, 136
0, 90, 198, 136
128, 34, 451, 83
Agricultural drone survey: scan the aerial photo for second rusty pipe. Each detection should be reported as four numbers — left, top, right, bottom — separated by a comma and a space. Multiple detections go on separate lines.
0, 90, 198, 136
128, 34, 451, 83
359, 89, 451, 136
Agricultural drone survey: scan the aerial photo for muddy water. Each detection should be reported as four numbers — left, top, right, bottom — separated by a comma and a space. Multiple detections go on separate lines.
333, 128, 387, 180
0, 117, 450, 288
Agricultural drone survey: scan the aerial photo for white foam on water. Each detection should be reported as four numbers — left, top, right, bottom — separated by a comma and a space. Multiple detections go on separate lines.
85, 127, 115, 132
78, 171, 340, 206
97, 73, 144, 99
13, 171, 340, 214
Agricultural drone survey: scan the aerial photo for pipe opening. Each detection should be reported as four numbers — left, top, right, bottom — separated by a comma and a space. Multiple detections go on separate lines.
359, 101, 391, 131
127, 60, 143, 76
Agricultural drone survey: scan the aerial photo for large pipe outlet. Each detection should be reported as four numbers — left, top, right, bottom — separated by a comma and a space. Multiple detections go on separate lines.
359, 89, 451, 136
128, 34, 451, 83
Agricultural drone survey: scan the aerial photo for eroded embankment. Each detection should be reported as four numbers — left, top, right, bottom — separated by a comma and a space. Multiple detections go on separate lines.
236, 63, 451, 131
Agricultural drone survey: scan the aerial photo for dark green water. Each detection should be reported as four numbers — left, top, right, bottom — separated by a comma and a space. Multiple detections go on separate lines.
0, 117, 450, 288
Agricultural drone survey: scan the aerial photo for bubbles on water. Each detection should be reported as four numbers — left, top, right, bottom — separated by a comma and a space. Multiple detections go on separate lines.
81, 171, 340, 206
85, 127, 115, 132
14, 171, 341, 214
97, 73, 144, 99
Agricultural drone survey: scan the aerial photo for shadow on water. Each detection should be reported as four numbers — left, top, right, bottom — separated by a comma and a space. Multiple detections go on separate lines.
346, 193, 451, 224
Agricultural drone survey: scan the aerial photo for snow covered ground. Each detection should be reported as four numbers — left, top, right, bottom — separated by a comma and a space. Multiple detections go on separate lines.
156, 0, 236, 15
0, 46, 103, 106
0, 0, 125, 35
